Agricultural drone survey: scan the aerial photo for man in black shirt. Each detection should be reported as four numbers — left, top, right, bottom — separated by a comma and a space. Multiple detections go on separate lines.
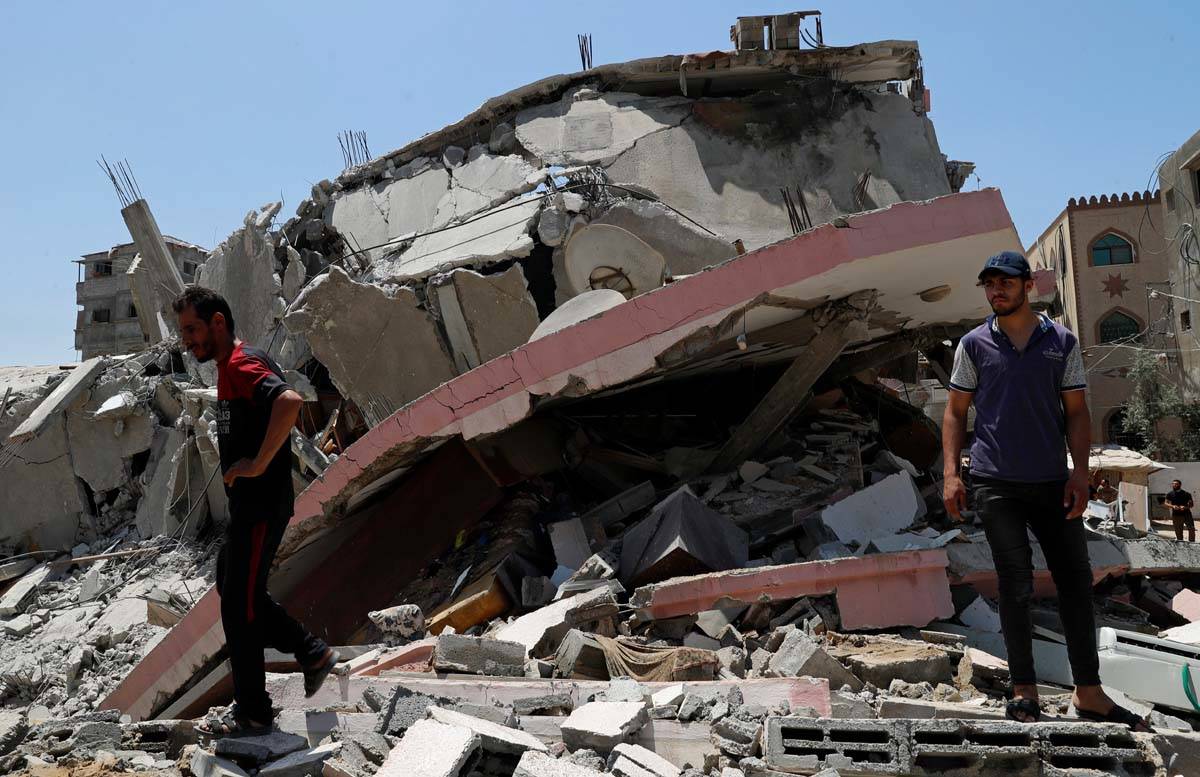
174, 287, 338, 736
1165, 479, 1195, 542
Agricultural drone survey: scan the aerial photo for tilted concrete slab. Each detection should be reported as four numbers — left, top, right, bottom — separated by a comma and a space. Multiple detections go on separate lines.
7, 358, 106, 445
630, 550, 955, 631
107, 189, 1018, 720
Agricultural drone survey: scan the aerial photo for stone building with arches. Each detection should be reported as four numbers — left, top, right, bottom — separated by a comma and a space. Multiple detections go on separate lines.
1026, 191, 1170, 444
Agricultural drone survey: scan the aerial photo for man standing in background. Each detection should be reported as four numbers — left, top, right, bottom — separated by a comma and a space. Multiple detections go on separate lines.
1164, 479, 1195, 542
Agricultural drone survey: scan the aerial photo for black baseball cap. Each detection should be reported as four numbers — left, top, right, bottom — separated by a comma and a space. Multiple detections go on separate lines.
978, 251, 1031, 281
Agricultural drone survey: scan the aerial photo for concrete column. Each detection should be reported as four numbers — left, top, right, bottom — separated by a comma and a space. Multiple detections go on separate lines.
120, 199, 186, 343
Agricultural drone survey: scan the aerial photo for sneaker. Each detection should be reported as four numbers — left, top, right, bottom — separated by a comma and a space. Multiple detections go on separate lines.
303, 648, 340, 698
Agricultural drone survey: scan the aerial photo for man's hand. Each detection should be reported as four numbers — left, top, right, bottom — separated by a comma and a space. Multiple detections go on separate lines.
943, 474, 968, 521
223, 458, 265, 487
1064, 470, 1090, 519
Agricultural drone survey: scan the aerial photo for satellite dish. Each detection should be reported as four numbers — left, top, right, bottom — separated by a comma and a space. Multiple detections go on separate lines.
563, 224, 666, 299
529, 289, 626, 341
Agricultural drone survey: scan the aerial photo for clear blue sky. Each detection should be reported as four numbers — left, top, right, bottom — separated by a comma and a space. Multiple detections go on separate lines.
1, 1, 1196, 365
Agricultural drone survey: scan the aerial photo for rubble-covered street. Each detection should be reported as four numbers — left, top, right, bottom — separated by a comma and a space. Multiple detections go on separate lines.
4, 8, 1200, 777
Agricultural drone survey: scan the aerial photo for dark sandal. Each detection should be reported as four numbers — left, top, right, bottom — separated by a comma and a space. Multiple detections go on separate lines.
197, 705, 273, 738
303, 648, 341, 698
1005, 697, 1042, 723
1076, 703, 1154, 732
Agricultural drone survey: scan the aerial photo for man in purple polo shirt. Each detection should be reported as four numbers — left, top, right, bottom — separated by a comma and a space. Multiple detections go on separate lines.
942, 251, 1150, 731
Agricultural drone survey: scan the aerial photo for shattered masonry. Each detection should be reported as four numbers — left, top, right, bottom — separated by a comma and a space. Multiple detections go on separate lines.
0, 15, 1196, 777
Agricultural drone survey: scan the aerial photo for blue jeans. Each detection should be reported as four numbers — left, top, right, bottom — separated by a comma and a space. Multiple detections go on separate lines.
972, 476, 1101, 687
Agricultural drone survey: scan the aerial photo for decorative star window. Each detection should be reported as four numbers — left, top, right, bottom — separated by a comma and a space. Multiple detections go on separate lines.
1101, 273, 1129, 299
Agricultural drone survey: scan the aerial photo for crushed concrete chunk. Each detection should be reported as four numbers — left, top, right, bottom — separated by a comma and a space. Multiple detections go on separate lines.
561, 701, 648, 753
0, 564, 50, 618
258, 741, 340, 776
819, 471, 925, 547
766, 631, 862, 691
515, 750, 604, 776
427, 706, 547, 754
377, 718, 480, 777
608, 742, 681, 777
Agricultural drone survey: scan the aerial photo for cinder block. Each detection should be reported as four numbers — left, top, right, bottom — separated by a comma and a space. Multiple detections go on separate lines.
431, 633, 525, 677
711, 716, 763, 757
764, 717, 905, 775
1030, 721, 1158, 775
907, 719, 1036, 774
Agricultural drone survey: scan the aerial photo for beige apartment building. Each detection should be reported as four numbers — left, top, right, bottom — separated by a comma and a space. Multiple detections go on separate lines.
74, 238, 206, 359
1026, 191, 1169, 446
1159, 129, 1200, 398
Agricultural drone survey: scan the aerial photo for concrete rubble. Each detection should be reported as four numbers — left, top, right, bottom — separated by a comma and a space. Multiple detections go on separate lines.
3, 12, 1200, 777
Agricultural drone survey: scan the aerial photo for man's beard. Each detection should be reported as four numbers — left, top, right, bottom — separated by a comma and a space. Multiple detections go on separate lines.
190, 336, 216, 363
991, 289, 1026, 317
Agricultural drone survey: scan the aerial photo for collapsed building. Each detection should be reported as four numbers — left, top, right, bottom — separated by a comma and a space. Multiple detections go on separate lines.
2, 13, 1200, 777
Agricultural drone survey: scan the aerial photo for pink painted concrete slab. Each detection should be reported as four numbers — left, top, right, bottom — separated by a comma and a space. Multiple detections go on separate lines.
631, 549, 955, 631
105, 190, 1018, 720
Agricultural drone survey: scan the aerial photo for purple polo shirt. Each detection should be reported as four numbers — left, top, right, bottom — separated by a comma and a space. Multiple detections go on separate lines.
949, 314, 1086, 483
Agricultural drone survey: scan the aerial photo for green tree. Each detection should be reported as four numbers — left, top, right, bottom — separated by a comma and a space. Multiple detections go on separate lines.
1122, 349, 1200, 460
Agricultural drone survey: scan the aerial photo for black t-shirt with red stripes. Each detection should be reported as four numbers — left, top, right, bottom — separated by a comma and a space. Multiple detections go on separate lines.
216, 342, 294, 515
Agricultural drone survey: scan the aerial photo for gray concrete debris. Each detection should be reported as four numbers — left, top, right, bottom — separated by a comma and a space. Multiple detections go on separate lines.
711, 715, 762, 758
608, 742, 681, 777
591, 198, 738, 276
0, 564, 51, 618
197, 204, 287, 351
284, 266, 457, 423
432, 633, 526, 677
432, 265, 540, 372
766, 631, 863, 691
191, 748, 252, 777
325, 164, 449, 265
618, 487, 749, 588
515, 750, 605, 776
370, 198, 541, 284
258, 741, 340, 776
214, 730, 308, 764
561, 701, 649, 753
819, 470, 926, 547
377, 718, 481, 777
427, 705, 548, 754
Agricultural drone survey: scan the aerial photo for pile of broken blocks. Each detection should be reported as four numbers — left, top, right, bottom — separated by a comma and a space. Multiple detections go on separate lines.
18, 405, 1181, 777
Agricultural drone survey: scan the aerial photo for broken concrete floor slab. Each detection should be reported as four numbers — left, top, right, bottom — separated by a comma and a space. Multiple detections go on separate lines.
631, 549, 954, 631
819, 470, 924, 548
432, 265, 540, 372
283, 266, 457, 422
370, 198, 541, 284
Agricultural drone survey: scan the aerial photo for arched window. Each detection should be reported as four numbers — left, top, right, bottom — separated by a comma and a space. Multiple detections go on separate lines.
1091, 234, 1134, 266
1107, 409, 1145, 449
1098, 310, 1140, 343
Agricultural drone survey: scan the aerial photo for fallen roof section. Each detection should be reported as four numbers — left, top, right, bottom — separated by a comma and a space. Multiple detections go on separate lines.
332, 41, 923, 191
104, 188, 1020, 721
